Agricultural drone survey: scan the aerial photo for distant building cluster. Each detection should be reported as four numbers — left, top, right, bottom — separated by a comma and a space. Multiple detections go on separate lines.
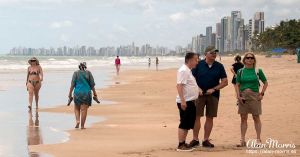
9, 11, 265, 56
188, 11, 265, 54
9, 43, 173, 56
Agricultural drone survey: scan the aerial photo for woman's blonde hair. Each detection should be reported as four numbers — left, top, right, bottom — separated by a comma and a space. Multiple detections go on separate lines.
243, 52, 256, 67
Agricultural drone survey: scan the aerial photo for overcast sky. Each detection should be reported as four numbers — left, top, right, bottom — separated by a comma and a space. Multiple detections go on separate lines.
0, 0, 299, 53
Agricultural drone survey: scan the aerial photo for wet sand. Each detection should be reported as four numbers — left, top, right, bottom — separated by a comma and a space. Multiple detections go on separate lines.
0, 67, 111, 157
30, 55, 300, 157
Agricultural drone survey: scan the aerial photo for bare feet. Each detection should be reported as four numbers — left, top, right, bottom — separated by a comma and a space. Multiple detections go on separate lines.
75, 122, 80, 128
237, 140, 246, 147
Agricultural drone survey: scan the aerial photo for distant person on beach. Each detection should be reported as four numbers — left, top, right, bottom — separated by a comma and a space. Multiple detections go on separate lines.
176, 52, 199, 151
148, 57, 151, 68
236, 52, 268, 147
230, 55, 244, 102
26, 57, 43, 110
155, 57, 159, 71
218, 50, 222, 61
115, 56, 121, 75
68, 62, 99, 129
190, 46, 228, 148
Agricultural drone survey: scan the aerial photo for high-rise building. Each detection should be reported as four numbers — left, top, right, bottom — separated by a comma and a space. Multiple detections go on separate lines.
211, 33, 216, 49
231, 11, 242, 51
237, 18, 245, 51
216, 23, 221, 37
216, 36, 221, 52
248, 19, 253, 38
253, 12, 265, 35
206, 26, 213, 48
192, 36, 198, 53
244, 24, 251, 51
215, 23, 221, 51
200, 35, 206, 54
220, 16, 231, 53
192, 34, 206, 54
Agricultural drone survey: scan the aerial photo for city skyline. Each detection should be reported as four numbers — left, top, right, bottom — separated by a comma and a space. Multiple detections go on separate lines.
7, 10, 295, 56
1, 0, 299, 54
9, 43, 172, 56
189, 10, 266, 54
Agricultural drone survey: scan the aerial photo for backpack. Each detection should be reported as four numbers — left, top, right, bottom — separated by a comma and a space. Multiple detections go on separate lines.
238, 67, 261, 86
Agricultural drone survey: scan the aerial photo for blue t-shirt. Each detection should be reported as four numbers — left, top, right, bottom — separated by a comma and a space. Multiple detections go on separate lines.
192, 60, 227, 98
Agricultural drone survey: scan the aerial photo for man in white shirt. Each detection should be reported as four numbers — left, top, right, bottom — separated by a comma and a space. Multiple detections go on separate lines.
176, 52, 200, 152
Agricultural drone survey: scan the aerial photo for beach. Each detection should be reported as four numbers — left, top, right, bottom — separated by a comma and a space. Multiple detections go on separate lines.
28, 55, 300, 157
0, 56, 183, 157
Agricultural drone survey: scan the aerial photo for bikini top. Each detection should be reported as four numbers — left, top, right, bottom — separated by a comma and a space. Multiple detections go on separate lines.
28, 67, 40, 75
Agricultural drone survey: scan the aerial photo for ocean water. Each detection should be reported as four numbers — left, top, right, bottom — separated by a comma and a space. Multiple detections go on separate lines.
0, 55, 183, 71
0, 56, 183, 157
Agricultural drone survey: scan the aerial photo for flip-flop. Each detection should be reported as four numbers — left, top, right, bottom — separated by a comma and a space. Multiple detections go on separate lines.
28, 106, 32, 111
67, 97, 73, 106
93, 96, 100, 104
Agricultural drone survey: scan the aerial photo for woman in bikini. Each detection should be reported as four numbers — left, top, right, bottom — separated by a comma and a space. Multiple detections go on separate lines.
26, 57, 43, 110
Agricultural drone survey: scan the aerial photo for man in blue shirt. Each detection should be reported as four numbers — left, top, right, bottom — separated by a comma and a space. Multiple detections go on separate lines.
189, 46, 228, 148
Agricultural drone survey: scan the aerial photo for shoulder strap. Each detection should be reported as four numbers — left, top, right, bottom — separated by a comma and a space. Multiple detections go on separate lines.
255, 68, 261, 86
238, 67, 244, 79
255, 68, 259, 76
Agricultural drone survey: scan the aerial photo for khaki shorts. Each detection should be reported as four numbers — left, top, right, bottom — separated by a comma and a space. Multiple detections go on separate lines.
238, 89, 262, 115
196, 95, 219, 117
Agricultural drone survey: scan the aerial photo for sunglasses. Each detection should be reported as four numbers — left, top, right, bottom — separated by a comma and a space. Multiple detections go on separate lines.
245, 57, 255, 60
30, 60, 37, 62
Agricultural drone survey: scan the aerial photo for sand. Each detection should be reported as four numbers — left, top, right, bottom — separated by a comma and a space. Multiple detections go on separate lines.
30, 55, 300, 157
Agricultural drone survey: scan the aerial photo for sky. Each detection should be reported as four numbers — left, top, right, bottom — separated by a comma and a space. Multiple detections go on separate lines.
0, 0, 299, 53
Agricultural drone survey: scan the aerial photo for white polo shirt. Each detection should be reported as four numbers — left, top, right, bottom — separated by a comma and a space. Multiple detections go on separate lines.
176, 64, 199, 103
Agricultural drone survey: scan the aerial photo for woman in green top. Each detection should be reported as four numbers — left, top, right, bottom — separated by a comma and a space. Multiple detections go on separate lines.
236, 52, 268, 147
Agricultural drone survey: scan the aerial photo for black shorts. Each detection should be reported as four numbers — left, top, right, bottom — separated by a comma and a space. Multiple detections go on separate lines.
177, 101, 196, 130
